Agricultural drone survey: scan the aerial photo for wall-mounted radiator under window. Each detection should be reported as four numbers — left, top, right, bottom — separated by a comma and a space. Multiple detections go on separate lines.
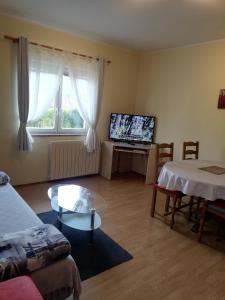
48, 141, 100, 180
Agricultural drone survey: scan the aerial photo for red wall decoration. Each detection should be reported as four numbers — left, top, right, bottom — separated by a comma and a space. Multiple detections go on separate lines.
218, 89, 225, 109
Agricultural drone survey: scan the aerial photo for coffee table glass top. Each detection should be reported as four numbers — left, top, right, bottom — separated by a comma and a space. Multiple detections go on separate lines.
48, 184, 106, 214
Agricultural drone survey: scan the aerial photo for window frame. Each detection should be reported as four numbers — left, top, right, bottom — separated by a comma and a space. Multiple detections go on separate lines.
27, 75, 87, 136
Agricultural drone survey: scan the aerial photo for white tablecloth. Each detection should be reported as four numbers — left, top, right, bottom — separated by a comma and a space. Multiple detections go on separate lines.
158, 160, 225, 201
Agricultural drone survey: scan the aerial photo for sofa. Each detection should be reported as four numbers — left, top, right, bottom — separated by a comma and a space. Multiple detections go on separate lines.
0, 276, 44, 300
0, 182, 81, 300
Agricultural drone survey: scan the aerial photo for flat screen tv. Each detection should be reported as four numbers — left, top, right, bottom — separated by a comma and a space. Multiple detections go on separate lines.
109, 113, 156, 144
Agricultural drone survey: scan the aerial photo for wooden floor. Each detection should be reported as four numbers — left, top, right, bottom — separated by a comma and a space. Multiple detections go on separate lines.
16, 173, 225, 300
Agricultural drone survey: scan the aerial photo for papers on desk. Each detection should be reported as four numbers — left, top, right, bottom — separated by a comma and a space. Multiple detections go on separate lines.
199, 165, 225, 175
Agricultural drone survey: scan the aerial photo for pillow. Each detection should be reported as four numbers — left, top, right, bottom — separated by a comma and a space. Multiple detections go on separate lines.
0, 171, 10, 185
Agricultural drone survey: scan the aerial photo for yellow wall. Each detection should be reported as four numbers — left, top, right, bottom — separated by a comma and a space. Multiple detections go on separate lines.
136, 42, 225, 161
0, 15, 140, 185
1, 14, 225, 185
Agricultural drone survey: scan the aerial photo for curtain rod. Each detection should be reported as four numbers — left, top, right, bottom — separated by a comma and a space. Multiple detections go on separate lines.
4, 35, 111, 64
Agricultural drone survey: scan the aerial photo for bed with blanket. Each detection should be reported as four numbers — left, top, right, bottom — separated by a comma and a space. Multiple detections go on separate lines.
0, 181, 81, 300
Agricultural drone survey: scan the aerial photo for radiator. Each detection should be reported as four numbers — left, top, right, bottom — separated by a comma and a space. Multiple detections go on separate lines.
48, 141, 100, 180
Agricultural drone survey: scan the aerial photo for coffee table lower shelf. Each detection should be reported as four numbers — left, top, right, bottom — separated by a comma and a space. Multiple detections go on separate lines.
50, 200, 101, 243
59, 212, 101, 231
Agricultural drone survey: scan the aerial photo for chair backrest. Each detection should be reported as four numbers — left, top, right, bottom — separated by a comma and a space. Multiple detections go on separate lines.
182, 141, 199, 160
154, 143, 174, 183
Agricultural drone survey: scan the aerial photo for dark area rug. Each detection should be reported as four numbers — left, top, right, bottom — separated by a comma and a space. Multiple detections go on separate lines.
37, 211, 133, 281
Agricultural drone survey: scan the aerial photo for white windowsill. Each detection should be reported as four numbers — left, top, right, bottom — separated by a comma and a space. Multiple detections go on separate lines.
31, 133, 86, 137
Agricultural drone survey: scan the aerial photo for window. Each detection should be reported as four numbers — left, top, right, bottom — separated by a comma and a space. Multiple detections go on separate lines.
28, 74, 86, 135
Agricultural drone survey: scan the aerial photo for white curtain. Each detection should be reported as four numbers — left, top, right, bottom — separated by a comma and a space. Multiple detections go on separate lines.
17, 39, 105, 152
28, 45, 65, 124
17, 36, 32, 151
68, 56, 105, 152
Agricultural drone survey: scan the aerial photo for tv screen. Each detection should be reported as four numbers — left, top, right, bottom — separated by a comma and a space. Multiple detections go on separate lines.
109, 113, 155, 144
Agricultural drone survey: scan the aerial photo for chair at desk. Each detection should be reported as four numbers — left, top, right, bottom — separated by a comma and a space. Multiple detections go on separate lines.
182, 141, 199, 160
182, 141, 200, 219
150, 143, 185, 229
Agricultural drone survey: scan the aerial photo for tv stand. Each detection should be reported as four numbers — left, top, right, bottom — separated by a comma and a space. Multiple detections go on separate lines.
124, 141, 136, 146
100, 141, 157, 184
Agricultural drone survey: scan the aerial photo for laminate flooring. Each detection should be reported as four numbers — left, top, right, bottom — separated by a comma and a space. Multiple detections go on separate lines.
16, 173, 225, 300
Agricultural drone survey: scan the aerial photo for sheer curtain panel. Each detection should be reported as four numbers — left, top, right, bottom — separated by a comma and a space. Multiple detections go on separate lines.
17, 36, 32, 151
28, 45, 65, 125
17, 37, 105, 151
68, 56, 105, 152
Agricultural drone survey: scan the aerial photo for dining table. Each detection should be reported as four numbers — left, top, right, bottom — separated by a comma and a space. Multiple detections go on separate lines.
158, 159, 225, 201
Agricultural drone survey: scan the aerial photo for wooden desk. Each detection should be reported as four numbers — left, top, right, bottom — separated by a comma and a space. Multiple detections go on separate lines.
100, 141, 157, 184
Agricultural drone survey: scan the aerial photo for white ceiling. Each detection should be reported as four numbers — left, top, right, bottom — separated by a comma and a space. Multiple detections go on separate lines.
1, 0, 225, 51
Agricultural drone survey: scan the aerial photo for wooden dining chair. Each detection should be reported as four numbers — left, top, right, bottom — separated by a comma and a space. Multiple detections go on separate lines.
182, 141, 199, 160
182, 141, 200, 219
150, 143, 185, 229
198, 200, 225, 242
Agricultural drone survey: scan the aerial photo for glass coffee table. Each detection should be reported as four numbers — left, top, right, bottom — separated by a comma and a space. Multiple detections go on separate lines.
48, 184, 106, 242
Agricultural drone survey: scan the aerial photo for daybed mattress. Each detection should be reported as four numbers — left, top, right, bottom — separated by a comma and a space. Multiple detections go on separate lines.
0, 183, 81, 300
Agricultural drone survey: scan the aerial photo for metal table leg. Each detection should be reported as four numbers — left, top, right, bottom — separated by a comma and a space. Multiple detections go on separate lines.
58, 206, 63, 231
89, 208, 96, 244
